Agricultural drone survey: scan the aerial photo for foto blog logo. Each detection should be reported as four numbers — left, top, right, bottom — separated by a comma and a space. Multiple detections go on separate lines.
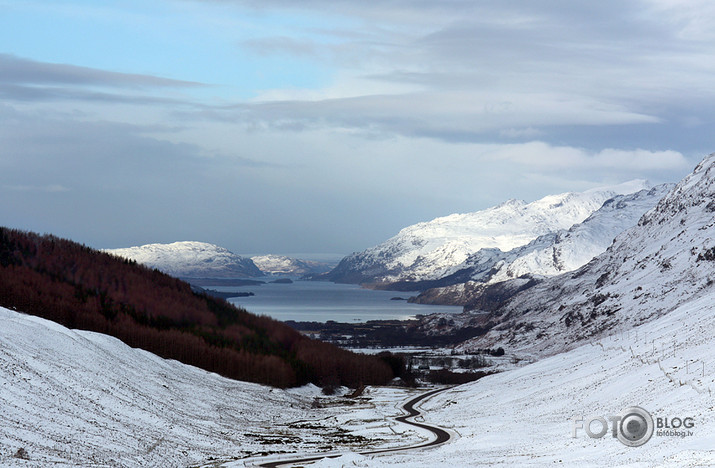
572, 406, 654, 447
572, 406, 695, 447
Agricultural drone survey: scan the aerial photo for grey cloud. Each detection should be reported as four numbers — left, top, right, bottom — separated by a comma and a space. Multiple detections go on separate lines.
3, 184, 70, 193
217, 0, 715, 153
192, 91, 658, 144
0, 107, 272, 194
0, 54, 207, 105
0, 106, 289, 250
0, 54, 203, 88
0, 82, 202, 106
269, 1, 709, 84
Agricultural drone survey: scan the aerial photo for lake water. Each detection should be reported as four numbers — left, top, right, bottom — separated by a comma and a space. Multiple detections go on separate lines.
209, 279, 463, 323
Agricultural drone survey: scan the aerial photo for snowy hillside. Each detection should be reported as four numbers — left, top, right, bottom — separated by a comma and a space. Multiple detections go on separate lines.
0, 307, 424, 467
326, 180, 649, 286
106, 241, 262, 278
313, 292, 715, 467
460, 153, 715, 356
251, 254, 333, 276
484, 184, 673, 283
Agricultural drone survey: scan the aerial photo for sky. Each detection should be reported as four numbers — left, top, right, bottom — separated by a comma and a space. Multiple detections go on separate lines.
2, 0, 714, 257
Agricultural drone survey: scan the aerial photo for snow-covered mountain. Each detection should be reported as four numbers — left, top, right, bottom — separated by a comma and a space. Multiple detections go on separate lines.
485, 184, 674, 283
251, 254, 334, 276
459, 153, 715, 356
411, 184, 672, 304
106, 241, 263, 278
325, 180, 650, 287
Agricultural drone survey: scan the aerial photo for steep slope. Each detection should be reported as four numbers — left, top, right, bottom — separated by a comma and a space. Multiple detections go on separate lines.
251, 254, 334, 276
325, 180, 649, 287
460, 153, 715, 356
0, 307, 312, 466
107, 241, 263, 278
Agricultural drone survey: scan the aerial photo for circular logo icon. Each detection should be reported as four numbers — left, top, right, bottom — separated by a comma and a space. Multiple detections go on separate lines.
617, 406, 654, 447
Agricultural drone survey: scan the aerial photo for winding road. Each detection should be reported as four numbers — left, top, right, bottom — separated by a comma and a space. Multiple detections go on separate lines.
256, 386, 455, 468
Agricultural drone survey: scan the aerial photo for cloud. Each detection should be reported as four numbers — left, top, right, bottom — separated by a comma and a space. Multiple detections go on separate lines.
0, 54, 205, 105
500, 127, 543, 139
190, 91, 659, 144
0, 105, 287, 249
241, 36, 320, 57
0, 54, 203, 88
481, 142, 690, 172
174, 1, 714, 152
0, 99, 697, 254
4, 1, 713, 254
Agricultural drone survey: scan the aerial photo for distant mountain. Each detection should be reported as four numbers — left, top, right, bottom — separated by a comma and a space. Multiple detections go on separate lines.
107, 241, 263, 278
457, 153, 715, 355
324, 180, 650, 288
251, 254, 334, 276
411, 184, 672, 303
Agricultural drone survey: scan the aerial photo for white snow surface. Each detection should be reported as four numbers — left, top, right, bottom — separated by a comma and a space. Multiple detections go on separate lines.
106, 241, 262, 278
0, 308, 424, 467
333, 180, 650, 283
5, 298, 712, 468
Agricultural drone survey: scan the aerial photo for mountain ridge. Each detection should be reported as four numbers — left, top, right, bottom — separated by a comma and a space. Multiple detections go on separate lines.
106, 241, 263, 278
457, 153, 715, 356
324, 180, 651, 287
409, 184, 672, 304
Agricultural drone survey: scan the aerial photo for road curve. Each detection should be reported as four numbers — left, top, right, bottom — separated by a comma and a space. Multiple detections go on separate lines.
365, 386, 454, 454
257, 386, 455, 468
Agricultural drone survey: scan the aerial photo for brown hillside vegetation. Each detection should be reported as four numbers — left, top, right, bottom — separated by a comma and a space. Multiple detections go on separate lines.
0, 227, 392, 388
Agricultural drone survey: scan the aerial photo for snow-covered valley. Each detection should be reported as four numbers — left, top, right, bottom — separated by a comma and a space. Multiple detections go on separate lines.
2, 290, 713, 467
